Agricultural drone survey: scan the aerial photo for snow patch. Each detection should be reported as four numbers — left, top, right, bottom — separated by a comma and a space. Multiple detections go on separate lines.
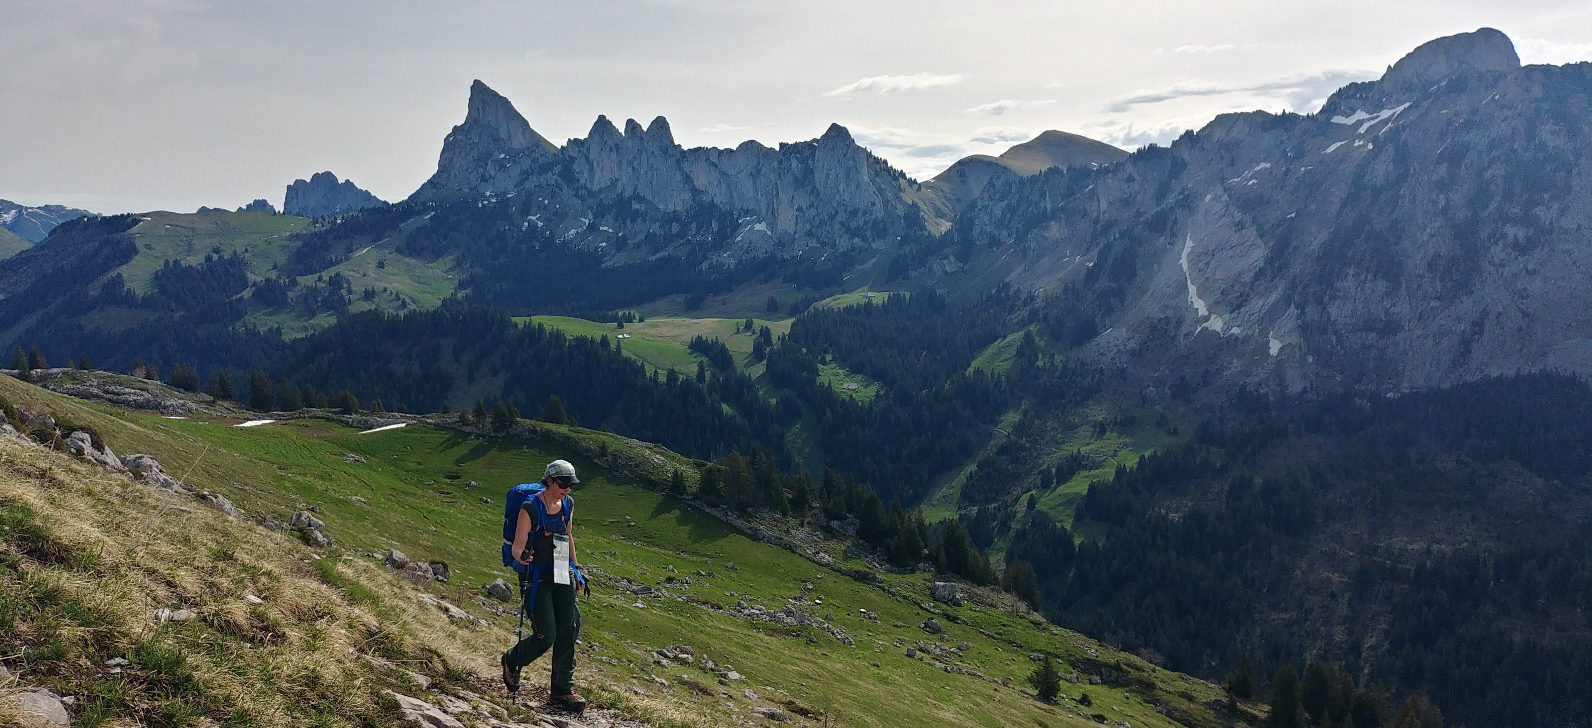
0, 210, 15, 225
1180, 234, 1227, 334
1330, 102, 1411, 134
162, 416, 188, 420
1323, 141, 1348, 155
235, 419, 276, 428
359, 423, 407, 435
1227, 163, 1272, 185
1269, 333, 1284, 357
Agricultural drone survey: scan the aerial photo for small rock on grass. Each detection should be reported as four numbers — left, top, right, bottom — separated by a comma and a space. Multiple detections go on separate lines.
16, 689, 70, 726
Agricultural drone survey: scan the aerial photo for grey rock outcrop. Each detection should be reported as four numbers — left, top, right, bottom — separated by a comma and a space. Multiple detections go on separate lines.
15, 688, 70, 726
930, 582, 963, 606
238, 198, 278, 213
122, 453, 195, 493
484, 578, 515, 602
383, 691, 466, 728
283, 171, 385, 218
64, 430, 123, 472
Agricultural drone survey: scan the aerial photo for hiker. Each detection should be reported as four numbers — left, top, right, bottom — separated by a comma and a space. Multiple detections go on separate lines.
500, 459, 588, 712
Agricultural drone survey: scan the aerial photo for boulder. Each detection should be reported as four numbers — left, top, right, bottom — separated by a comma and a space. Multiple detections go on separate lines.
385, 549, 410, 569
65, 430, 123, 471
428, 561, 450, 582
201, 492, 241, 517
289, 511, 325, 532
15, 689, 70, 727
484, 578, 515, 602
930, 581, 963, 606
921, 619, 944, 634
122, 453, 193, 492
383, 691, 466, 728
755, 707, 788, 722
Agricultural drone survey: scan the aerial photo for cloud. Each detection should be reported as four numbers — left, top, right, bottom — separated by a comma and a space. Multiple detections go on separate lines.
1104, 69, 1375, 113
1516, 37, 1592, 65
824, 72, 965, 97
1173, 44, 1235, 54
968, 127, 1033, 145
963, 99, 1056, 116
699, 123, 752, 133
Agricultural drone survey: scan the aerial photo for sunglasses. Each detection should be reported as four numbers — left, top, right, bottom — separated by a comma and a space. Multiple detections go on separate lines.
552, 478, 575, 489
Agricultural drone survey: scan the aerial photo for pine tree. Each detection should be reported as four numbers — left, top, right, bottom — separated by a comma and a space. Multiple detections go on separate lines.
540, 394, 569, 425
26, 346, 47, 371
170, 364, 200, 392
1027, 654, 1062, 702
76, 354, 92, 371
1003, 560, 1042, 611
370, 398, 385, 413
210, 371, 234, 401
247, 370, 274, 411
669, 468, 688, 495
275, 379, 302, 411
490, 400, 519, 433
1226, 654, 1259, 701
1268, 665, 1305, 728
9, 346, 24, 371
337, 390, 360, 414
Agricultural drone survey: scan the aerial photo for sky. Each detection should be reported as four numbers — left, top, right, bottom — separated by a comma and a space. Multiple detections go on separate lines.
3, 0, 1591, 215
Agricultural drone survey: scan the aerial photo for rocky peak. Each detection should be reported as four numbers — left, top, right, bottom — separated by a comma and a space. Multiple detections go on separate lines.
588, 115, 622, 143
462, 80, 554, 154
283, 172, 385, 218
819, 123, 855, 146
645, 116, 675, 147
1380, 28, 1519, 93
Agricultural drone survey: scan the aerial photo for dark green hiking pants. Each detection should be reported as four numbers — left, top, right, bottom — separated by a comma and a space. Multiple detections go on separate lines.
505, 575, 580, 695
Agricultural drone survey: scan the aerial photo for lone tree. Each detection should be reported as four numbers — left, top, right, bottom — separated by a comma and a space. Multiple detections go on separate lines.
1028, 653, 1062, 703
336, 390, 360, 414
76, 354, 92, 371
247, 369, 274, 411
1003, 560, 1042, 611
539, 394, 569, 425
209, 371, 235, 401
169, 364, 200, 393
1268, 664, 1305, 728
9, 346, 24, 371
490, 400, 520, 433
26, 346, 47, 371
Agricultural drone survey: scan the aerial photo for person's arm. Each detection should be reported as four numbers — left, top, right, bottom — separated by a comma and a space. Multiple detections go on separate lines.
511, 507, 533, 564
567, 511, 577, 567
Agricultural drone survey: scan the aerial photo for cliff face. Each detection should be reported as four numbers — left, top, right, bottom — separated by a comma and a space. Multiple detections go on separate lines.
410, 81, 936, 268
283, 172, 385, 218
938, 28, 1592, 394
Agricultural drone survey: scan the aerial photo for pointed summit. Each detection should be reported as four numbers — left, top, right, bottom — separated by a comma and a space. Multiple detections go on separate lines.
819, 123, 855, 145
1380, 28, 1519, 93
644, 116, 675, 147
463, 80, 556, 153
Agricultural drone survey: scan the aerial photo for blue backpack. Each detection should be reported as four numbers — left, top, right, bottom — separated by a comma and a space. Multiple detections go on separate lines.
500, 482, 572, 576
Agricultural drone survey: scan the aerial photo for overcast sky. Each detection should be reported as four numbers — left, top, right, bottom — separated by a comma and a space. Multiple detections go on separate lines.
3, 0, 1590, 215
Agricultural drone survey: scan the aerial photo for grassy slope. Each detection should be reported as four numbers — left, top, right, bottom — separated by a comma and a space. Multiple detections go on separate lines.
522, 315, 805, 383
120, 211, 311, 292
0, 373, 1243, 728
0, 227, 29, 260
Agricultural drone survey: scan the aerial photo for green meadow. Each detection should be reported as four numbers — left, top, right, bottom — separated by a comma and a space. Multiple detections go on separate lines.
0, 372, 1237, 727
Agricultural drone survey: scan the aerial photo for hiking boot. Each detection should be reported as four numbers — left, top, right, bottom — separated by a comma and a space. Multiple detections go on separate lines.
549, 692, 587, 713
500, 652, 521, 695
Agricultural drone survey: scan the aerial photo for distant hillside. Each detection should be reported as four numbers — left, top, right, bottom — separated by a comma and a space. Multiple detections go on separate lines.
0, 198, 91, 242
0, 226, 27, 259
924, 131, 1126, 210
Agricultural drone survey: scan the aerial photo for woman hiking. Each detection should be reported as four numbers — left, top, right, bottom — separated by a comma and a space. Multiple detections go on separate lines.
501, 459, 586, 712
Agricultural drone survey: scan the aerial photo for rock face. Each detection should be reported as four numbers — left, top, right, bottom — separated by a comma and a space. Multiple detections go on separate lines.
0, 198, 91, 242
283, 171, 385, 218
238, 198, 278, 213
410, 80, 935, 269
936, 28, 1592, 395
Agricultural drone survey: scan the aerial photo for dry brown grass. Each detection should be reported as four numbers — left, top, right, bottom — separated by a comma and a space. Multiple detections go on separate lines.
0, 433, 527, 727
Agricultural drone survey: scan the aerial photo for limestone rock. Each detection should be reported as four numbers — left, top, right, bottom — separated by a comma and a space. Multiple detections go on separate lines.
15, 689, 70, 726
384, 691, 466, 728
921, 619, 943, 634
930, 581, 963, 606
283, 171, 385, 218
385, 549, 410, 569
237, 199, 277, 213
64, 429, 123, 472
484, 578, 515, 602
290, 511, 325, 532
